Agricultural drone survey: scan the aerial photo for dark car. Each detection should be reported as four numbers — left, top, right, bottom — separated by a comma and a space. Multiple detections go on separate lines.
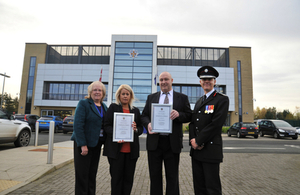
259, 120, 298, 139
62, 115, 74, 134
14, 114, 40, 131
227, 122, 259, 138
37, 116, 63, 133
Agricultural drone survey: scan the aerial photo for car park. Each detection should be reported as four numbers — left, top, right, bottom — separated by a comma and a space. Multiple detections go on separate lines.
0, 109, 32, 147
62, 115, 74, 134
14, 114, 40, 131
227, 122, 259, 138
37, 116, 63, 133
259, 119, 298, 139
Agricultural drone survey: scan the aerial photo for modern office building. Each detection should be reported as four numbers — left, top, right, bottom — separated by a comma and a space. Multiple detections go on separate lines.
18, 35, 254, 125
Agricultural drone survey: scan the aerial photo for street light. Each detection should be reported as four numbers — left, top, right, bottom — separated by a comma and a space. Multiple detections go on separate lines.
0, 72, 10, 109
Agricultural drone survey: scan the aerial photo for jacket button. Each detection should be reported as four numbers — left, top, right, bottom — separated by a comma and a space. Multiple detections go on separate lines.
196, 127, 198, 129
197, 119, 199, 121
210, 142, 213, 144
198, 111, 201, 113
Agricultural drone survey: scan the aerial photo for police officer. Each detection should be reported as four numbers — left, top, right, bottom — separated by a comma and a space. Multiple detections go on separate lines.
189, 66, 229, 195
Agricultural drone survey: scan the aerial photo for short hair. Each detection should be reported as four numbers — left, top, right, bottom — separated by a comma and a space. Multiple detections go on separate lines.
85, 81, 106, 103
115, 84, 135, 109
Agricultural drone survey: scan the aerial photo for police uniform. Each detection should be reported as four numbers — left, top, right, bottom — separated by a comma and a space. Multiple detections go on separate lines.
189, 66, 229, 195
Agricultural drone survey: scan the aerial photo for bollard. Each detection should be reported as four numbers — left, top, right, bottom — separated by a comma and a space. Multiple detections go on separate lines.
35, 121, 39, 147
47, 121, 55, 164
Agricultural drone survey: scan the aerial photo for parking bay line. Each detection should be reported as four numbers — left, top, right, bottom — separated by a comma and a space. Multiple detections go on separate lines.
223, 147, 286, 150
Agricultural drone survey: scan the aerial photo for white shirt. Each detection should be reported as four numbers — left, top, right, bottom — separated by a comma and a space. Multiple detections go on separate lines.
159, 89, 173, 104
205, 88, 215, 99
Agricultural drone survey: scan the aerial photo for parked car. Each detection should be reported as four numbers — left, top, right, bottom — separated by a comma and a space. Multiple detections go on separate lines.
294, 127, 300, 135
14, 114, 40, 131
259, 119, 298, 139
62, 115, 74, 134
0, 109, 32, 147
37, 116, 63, 133
227, 122, 259, 138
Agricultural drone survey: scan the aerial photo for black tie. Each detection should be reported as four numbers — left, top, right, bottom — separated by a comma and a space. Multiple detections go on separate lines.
203, 95, 206, 103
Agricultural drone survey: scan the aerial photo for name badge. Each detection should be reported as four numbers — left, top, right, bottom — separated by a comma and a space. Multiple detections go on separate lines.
205, 105, 214, 114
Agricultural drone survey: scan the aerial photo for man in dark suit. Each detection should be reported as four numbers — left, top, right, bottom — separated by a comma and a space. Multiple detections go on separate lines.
141, 72, 192, 195
189, 66, 229, 195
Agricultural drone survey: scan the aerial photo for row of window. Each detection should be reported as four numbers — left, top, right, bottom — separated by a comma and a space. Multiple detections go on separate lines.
42, 81, 226, 105
45, 45, 228, 67
42, 82, 108, 101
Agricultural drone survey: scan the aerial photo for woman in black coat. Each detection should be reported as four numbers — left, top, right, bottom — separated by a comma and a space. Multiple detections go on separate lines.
103, 84, 143, 195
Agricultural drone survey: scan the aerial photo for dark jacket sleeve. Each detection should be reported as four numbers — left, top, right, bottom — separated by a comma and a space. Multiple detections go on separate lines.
72, 99, 88, 147
196, 96, 229, 145
175, 93, 192, 123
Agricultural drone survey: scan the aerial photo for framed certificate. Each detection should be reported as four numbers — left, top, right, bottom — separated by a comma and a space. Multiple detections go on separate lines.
151, 103, 173, 133
113, 113, 135, 142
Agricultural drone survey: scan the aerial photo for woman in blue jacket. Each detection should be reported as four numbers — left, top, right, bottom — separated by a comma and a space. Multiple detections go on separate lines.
71, 81, 107, 195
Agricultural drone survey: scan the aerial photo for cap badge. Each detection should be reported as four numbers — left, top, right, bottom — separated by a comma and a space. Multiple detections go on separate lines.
204, 69, 208, 73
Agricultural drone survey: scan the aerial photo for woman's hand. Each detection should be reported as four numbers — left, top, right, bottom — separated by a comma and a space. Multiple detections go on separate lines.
81, 145, 88, 156
118, 140, 125, 143
132, 121, 137, 132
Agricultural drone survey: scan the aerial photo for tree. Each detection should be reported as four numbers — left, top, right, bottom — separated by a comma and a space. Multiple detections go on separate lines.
294, 106, 300, 120
265, 107, 276, 119
0, 93, 19, 114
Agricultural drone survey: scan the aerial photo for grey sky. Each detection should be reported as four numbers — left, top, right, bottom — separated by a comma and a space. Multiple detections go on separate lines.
0, 0, 299, 112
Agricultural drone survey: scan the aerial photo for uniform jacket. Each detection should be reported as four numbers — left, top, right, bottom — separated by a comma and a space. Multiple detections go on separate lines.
71, 98, 108, 147
141, 91, 192, 153
103, 103, 143, 159
189, 91, 229, 163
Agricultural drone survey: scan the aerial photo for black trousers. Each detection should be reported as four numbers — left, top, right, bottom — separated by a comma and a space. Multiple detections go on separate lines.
108, 153, 137, 195
147, 135, 180, 195
73, 139, 104, 195
191, 157, 221, 195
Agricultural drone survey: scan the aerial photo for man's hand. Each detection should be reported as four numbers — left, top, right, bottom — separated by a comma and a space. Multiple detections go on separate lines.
81, 145, 88, 156
170, 109, 179, 120
190, 138, 204, 150
148, 123, 157, 134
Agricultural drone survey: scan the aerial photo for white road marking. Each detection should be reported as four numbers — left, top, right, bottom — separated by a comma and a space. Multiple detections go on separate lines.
284, 145, 300, 149
223, 147, 285, 150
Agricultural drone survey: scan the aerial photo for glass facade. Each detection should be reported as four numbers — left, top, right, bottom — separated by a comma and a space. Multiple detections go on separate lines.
112, 42, 153, 105
157, 46, 228, 67
46, 45, 110, 64
43, 82, 108, 101
237, 61, 242, 122
25, 57, 36, 114
157, 85, 226, 104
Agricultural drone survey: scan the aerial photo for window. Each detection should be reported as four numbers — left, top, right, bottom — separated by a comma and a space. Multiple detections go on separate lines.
46, 45, 110, 64
157, 46, 228, 67
156, 84, 226, 104
43, 82, 108, 101
112, 42, 153, 103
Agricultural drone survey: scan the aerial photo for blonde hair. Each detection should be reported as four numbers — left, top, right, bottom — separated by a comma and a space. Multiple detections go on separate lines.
85, 81, 106, 103
115, 84, 135, 109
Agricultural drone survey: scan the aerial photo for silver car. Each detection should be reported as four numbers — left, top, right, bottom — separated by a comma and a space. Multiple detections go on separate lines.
0, 110, 32, 147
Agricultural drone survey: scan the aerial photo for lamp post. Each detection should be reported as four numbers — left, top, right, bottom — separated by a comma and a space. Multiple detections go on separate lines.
0, 73, 11, 109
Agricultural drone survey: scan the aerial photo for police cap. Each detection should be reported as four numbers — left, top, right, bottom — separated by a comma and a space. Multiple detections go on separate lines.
197, 66, 219, 79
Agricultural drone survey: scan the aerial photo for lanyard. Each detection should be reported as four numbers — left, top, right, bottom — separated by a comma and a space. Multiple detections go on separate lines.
94, 103, 104, 118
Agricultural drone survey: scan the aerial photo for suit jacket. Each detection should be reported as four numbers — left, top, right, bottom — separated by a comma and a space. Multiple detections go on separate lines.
189, 91, 229, 163
103, 103, 143, 159
71, 98, 108, 147
141, 90, 192, 153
